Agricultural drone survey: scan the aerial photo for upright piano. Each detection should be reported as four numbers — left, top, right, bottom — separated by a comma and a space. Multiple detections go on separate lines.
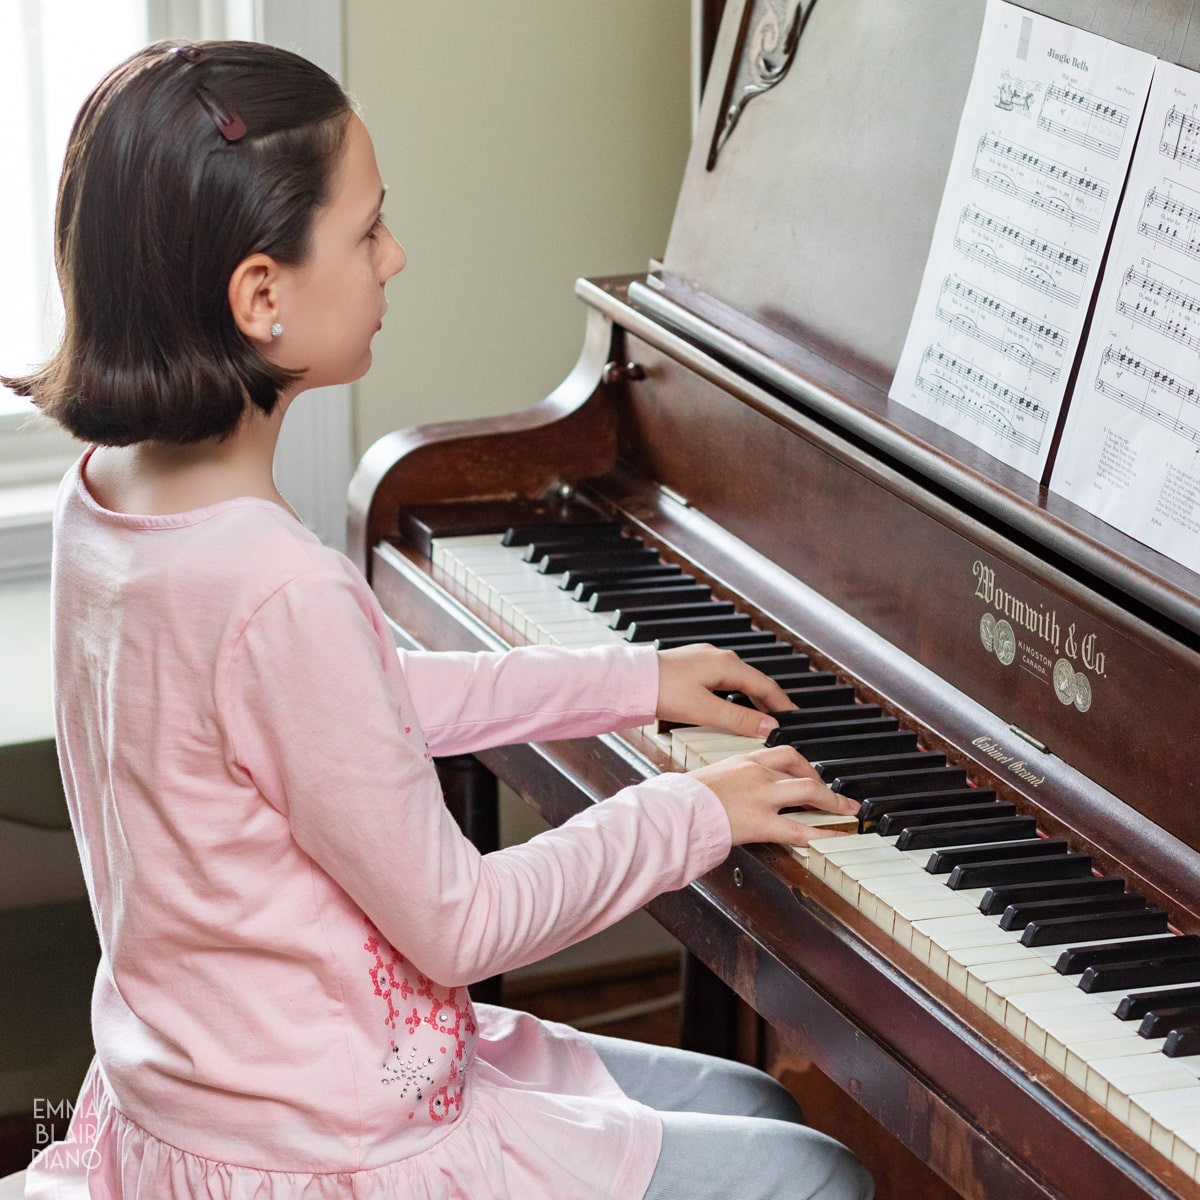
348, 2, 1200, 1197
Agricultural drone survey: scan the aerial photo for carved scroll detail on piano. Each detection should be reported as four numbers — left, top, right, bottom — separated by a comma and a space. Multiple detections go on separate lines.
707, 0, 818, 170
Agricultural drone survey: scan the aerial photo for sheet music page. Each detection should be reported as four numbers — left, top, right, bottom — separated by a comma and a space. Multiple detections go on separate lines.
1050, 60, 1200, 573
888, 0, 1155, 479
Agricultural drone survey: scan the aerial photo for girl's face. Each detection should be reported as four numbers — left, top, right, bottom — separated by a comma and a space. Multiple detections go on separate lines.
269, 114, 405, 390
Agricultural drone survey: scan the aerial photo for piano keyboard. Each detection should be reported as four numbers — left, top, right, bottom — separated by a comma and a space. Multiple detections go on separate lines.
429, 523, 1200, 1180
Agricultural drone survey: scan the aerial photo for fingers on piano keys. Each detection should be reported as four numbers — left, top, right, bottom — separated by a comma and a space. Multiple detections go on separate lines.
430, 519, 1200, 1179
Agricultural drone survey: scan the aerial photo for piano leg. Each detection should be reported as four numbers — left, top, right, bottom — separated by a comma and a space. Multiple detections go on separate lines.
681, 951, 741, 1060
435, 754, 503, 1004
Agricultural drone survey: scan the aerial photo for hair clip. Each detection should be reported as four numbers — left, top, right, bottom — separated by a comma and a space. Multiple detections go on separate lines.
170, 46, 247, 141
195, 86, 247, 143
171, 45, 210, 64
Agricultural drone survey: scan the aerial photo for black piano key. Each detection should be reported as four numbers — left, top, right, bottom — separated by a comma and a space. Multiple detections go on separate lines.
998, 893, 1145, 932
776, 671, 836, 689
978, 873, 1124, 915
627, 613, 753, 642
1117, 985, 1200, 1021
752, 674, 841, 694
765, 718, 899, 749
502, 521, 623, 547
877, 801, 1016, 839
720, 676, 840, 707
780, 729, 918, 762
654, 630, 776, 651
925, 836, 1060, 875
859, 788, 996, 828
1021, 909, 1169, 949
896, 815, 1039, 851
728, 641, 796, 659
568, 566, 687, 596
770, 685, 856, 708
736, 654, 813, 677
946, 853, 1093, 891
522, 532, 640, 561
587, 584, 713, 612
772, 703, 883, 729
1137, 1006, 1200, 1039
539, 547, 660, 574
1080, 953, 1200, 993
610, 601, 734, 630
1056, 935, 1200, 976
825, 761, 961, 795
1165, 1026, 1200, 1057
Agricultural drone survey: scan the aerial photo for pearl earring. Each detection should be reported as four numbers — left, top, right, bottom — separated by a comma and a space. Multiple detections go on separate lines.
270, 322, 284, 338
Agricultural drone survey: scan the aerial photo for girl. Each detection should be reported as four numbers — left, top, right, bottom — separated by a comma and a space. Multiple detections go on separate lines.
5, 41, 872, 1200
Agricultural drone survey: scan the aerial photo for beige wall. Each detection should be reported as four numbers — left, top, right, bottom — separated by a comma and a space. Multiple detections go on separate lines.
344, 6, 696, 977
345, 2, 693, 458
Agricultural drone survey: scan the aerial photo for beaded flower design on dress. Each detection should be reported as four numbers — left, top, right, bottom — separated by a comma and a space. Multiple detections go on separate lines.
363, 917, 477, 1122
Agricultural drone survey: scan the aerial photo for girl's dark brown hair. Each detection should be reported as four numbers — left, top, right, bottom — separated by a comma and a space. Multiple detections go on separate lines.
1, 41, 353, 445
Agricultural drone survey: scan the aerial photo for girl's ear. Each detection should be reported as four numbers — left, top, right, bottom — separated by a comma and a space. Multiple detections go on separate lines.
228, 253, 281, 343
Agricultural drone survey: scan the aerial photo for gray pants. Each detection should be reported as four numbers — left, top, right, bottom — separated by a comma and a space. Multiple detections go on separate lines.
585, 1034, 874, 1200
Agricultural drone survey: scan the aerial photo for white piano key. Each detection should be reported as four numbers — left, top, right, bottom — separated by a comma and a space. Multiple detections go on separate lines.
886, 893, 982, 950
980, 971, 1081, 1025
1003, 985, 1107, 1042
1018, 1003, 1114, 1058
1091, 1058, 1200, 1126
962, 956, 1056, 1010
830, 856, 923, 907
1052, 1023, 1160, 1083
1168, 1120, 1200, 1180
943, 939, 1033, 992
669, 727, 763, 768
855, 872, 949, 924
782, 811, 859, 837
1130, 1086, 1200, 1148
695, 735, 765, 767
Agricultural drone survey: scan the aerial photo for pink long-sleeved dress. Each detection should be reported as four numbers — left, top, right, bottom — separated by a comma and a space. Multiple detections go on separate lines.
26, 451, 731, 1199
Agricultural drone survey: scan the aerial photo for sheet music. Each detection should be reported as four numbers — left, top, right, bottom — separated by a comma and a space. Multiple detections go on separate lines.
1051, 61, 1200, 574
889, 0, 1155, 479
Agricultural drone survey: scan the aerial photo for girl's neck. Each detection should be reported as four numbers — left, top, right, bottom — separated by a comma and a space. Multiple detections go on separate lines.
86, 397, 298, 519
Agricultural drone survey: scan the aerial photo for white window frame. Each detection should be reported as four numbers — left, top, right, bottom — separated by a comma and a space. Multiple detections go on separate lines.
0, 0, 350, 584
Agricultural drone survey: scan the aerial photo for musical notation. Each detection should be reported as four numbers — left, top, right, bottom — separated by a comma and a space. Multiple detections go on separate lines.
1051, 58, 1200, 575
1116, 265, 1200, 357
893, 1, 1155, 482
972, 134, 1106, 232
1094, 345, 1200, 448
1160, 106, 1200, 170
1038, 83, 1128, 159
936, 275, 1066, 379
1138, 186, 1200, 264
1100, 344, 1200, 408
954, 204, 1086, 307
915, 345, 1048, 455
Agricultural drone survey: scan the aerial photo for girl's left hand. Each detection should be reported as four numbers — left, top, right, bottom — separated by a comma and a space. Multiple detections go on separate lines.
655, 644, 792, 740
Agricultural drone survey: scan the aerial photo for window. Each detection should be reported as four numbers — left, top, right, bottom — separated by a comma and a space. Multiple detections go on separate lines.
2, 3, 147, 421
1, 0, 350, 580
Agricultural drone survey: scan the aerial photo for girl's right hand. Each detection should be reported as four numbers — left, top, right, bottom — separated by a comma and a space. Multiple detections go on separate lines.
690, 745, 859, 848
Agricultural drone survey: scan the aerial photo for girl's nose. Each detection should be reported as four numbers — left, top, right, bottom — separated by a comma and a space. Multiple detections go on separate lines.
382, 228, 406, 280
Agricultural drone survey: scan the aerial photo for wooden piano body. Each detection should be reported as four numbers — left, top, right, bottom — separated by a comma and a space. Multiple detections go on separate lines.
349, 2, 1200, 1197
